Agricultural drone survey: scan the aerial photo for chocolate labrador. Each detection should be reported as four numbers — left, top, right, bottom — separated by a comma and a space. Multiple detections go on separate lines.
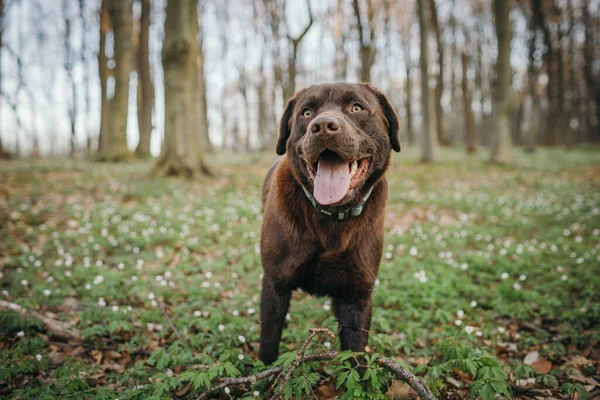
259, 83, 400, 365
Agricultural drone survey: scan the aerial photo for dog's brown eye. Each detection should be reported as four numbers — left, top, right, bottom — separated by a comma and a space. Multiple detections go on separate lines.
351, 104, 363, 113
302, 109, 312, 118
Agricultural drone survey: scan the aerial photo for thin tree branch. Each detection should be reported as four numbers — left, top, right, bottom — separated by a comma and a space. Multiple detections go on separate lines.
273, 328, 335, 399
285, 0, 313, 44
194, 328, 435, 400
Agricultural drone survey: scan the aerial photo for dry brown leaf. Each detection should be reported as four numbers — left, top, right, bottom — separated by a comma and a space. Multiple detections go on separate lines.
412, 357, 430, 366
531, 358, 553, 374
175, 383, 192, 397
315, 380, 337, 399
68, 345, 85, 356
386, 380, 418, 399
90, 350, 103, 365
567, 368, 597, 387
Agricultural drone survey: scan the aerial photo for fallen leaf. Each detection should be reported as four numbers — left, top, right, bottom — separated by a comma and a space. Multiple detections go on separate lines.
315, 380, 337, 399
386, 380, 418, 399
90, 350, 103, 365
412, 357, 430, 366
531, 358, 552, 374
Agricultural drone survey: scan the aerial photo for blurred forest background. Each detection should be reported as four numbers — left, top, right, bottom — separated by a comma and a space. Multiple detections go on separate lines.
0, 0, 598, 171
1, 1, 600, 399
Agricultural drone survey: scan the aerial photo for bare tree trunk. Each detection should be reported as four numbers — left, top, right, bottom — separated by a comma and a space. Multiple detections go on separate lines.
532, 0, 557, 146
97, 0, 110, 154
461, 54, 477, 153
352, 0, 376, 83
64, 0, 78, 157
257, 58, 269, 150
582, 3, 599, 142
264, 0, 284, 109
99, 0, 133, 161
79, 0, 92, 156
135, 0, 154, 157
402, 38, 414, 147
525, 12, 539, 152
283, 0, 312, 102
153, 0, 210, 178
566, 0, 578, 147
0, 0, 4, 157
448, 0, 460, 143
197, 17, 212, 153
239, 66, 251, 152
418, 0, 437, 163
429, 0, 449, 146
334, 0, 348, 81
554, 3, 568, 147
490, 0, 512, 164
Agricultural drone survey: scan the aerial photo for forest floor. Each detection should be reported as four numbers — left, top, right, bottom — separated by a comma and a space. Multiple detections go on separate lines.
0, 148, 599, 400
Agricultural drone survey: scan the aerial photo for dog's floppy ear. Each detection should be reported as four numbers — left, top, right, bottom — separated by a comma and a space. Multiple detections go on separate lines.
275, 96, 297, 155
276, 88, 309, 155
362, 84, 402, 152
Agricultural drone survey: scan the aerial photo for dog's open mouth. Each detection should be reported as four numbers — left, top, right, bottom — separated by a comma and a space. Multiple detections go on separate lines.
305, 150, 370, 206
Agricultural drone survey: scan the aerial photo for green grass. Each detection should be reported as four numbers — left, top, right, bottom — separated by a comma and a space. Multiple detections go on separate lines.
0, 147, 599, 399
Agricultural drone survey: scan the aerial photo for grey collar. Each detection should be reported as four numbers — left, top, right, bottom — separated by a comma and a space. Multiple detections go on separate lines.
301, 185, 374, 221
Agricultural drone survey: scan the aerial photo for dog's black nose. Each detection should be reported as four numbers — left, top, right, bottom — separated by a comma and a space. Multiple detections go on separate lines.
310, 115, 340, 135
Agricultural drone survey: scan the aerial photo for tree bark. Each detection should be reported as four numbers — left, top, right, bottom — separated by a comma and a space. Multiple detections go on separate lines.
429, 0, 449, 146
64, 0, 78, 157
402, 38, 414, 147
418, 0, 437, 163
0, 0, 4, 157
448, 0, 460, 143
197, 17, 212, 153
461, 54, 477, 153
531, 0, 557, 146
257, 58, 269, 150
79, 0, 92, 156
152, 0, 210, 178
97, 0, 110, 154
582, 3, 599, 142
352, 0, 376, 83
135, 0, 154, 157
490, 0, 512, 164
525, 10, 539, 152
554, 3, 568, 147
334, 0, 348, 81
98, 0, 133, 161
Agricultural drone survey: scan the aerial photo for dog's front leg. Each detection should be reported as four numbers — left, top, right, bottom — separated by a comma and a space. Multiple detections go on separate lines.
259, 277, 291, 365
333, 296, 372, 354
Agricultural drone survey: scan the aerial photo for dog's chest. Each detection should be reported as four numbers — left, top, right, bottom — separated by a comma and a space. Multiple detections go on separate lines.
294, 250, 374, 298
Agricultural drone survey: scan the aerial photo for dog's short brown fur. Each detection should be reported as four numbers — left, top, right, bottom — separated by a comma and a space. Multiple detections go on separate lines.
259, 83, 400, 365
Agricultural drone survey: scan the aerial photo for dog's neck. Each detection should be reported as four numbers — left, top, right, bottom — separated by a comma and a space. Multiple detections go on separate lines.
300, 185, 374, 221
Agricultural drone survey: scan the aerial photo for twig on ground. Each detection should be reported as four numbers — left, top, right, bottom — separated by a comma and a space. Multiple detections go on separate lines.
194, 328, 435, 400
0, 300, 81, 342
273, 328, 336, 399
147, 283, 187, 344
193, 351, 336, 400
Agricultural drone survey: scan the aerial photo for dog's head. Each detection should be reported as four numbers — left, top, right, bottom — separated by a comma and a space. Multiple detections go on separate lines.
276, 83, 401, 207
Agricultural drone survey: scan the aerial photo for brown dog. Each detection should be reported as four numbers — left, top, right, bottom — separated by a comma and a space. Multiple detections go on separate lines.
259, 83, 400, 365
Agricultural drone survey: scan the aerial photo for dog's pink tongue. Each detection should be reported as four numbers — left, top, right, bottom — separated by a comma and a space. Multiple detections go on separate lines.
313, 153, 350, 205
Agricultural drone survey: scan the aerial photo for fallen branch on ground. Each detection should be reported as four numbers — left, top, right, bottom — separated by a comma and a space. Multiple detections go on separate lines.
0, 300, 82, 342
194, 327, 435, 400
